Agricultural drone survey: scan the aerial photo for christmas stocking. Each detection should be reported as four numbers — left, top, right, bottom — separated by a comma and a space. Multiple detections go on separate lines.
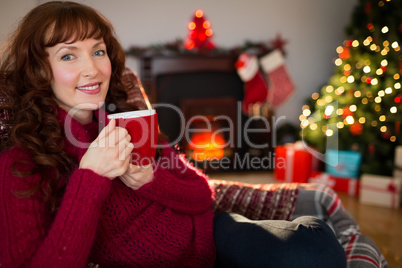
235, 52, 269, 115
260, 49, 294, 109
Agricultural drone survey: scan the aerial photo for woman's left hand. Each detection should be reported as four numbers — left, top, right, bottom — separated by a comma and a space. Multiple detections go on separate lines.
119, 164, 154, 190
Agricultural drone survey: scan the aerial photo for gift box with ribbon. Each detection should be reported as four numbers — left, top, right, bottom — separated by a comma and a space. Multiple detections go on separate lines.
308, 171, 359, 196
325, 149, 362, 178
359, 174, 402, 208
274, 142, 316, 183
394, 146, 402, 180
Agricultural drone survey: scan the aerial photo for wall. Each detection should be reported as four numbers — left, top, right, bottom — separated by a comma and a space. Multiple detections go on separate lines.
1, 0, 358, 126
0, 0, 37, 44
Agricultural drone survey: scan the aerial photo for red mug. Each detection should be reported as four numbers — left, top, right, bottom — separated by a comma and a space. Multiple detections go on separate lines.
107, 110, 158, 166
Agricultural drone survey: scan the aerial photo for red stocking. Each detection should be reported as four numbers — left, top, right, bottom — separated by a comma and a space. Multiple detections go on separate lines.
235, 52, 269, 115
260, 49, 294, 109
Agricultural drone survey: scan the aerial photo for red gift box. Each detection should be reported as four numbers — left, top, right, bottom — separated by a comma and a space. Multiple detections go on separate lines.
275, 142, 314, 183
308, 172, 359, 196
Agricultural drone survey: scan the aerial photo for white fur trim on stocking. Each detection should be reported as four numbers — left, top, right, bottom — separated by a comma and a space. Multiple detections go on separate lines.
260, 49, 285, 72
236, 53, 259, 82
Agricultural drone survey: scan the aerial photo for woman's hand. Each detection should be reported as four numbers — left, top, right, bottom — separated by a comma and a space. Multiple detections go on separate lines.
79, 118, 134, 179
119, 164, 154, 190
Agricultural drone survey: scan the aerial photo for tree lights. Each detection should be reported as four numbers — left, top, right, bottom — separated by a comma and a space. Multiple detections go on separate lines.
300, 0, 402, 175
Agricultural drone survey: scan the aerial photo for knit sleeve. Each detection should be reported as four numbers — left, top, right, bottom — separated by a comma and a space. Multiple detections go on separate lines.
0, 148, 112, 267
135, 145, 214, 215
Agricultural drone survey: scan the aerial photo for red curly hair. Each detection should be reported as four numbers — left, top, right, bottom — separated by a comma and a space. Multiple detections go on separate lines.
0, 1, 136, 212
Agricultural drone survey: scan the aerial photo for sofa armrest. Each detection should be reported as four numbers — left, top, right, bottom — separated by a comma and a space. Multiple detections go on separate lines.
293, 183, 388, 268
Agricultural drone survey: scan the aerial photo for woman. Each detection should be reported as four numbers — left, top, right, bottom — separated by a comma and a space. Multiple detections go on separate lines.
0, 2, 215, 267
0, 2, 346, 267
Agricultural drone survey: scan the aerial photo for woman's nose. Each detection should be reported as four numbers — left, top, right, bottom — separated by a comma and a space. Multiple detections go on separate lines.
81, 57, 99, 78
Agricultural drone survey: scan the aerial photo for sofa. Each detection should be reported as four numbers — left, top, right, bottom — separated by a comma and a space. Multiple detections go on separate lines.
0, 67, 388, 267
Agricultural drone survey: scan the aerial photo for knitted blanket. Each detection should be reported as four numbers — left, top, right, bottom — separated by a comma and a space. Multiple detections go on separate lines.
209, 179, 298, 221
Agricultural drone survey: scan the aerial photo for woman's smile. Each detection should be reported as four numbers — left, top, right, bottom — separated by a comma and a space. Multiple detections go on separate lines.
76, 82, 102, 94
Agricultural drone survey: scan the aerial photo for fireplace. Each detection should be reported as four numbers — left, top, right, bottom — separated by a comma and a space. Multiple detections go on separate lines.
139, 54, 274, 171
180, 97, 237, 164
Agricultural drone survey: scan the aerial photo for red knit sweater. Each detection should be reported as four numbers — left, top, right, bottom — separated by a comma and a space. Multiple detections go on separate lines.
0, 108, 216, 267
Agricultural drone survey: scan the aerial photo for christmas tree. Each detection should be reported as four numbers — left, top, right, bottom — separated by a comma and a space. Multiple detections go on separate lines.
300, 0, 402, 176
184, 9, 215, 51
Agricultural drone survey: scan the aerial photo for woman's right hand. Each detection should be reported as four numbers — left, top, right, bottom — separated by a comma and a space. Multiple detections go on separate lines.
79, 118, 134, 179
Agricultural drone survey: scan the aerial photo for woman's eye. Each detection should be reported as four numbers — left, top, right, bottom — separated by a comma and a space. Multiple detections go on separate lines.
94, 50, 106, 56
61, 54, 74, 61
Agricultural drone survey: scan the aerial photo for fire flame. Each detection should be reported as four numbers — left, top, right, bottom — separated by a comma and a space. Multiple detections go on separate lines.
188, 132, 226, 161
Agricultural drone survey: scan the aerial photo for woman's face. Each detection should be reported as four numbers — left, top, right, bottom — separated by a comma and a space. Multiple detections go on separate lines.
46, 38, 112, 123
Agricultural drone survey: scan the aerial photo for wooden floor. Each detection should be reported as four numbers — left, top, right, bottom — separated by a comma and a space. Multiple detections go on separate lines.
208, 171, 402, 268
